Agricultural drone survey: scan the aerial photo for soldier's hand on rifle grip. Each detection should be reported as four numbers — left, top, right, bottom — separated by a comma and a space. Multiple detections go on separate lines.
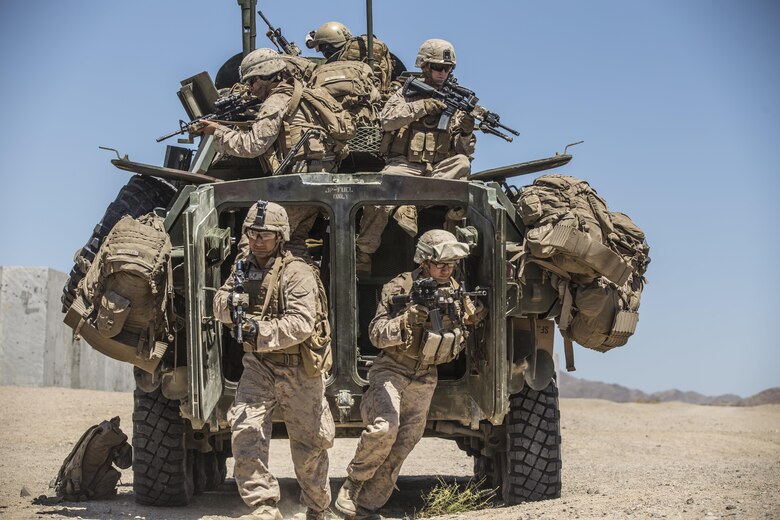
422, 99, 447, 116
230, 292, 250, 309
192, 120, 220, 136
241, 318, 259, 352
406, 304, 430, 326
460, 113, 475, 134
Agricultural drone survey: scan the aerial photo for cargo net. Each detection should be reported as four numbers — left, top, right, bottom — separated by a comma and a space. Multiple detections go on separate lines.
347, 126, 383, 154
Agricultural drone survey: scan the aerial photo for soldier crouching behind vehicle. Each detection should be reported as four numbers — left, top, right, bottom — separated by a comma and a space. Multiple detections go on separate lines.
213, 201, 334, 520
356, 39, 476, 276
196, 49, 342, 260
336, 230, 487, 520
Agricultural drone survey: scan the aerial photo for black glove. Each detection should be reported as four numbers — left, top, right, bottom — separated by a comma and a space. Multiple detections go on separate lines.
241, 318, 259, 352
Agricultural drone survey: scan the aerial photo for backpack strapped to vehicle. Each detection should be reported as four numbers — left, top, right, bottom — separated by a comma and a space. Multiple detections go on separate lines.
64, 213, 174, 374
53, 416, 132, 501
513, 175, 650, 369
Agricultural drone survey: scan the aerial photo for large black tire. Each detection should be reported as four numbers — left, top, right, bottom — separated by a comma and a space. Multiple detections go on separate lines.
132, 387, 194, 506
503, 379, 562, 503
61, 175, 176, 312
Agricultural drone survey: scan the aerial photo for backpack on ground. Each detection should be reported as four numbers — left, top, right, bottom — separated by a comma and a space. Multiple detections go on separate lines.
53, 417, 132, 501
65, 213, 173, 373
513, 174, 650, 365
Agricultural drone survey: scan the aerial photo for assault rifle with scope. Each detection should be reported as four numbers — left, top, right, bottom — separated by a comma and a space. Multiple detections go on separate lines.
402, 76, 520, 142
156, 93, 262, 143
258, 9, 301, 56
390, 277, 487, 332
230, 260, 250, 344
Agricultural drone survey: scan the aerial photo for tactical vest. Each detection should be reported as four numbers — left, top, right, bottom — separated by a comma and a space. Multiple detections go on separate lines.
380, 93, 455, 167
386, 271, 468, 367
246, 251, 332, 376
261, 79, 356, 173
308, 60, 380, 126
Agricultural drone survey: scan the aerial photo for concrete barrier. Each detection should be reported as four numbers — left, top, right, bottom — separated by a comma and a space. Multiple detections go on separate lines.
0, 267, 134, 392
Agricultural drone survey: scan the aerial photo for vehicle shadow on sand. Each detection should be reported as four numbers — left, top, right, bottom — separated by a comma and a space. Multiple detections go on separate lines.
32, 475, 482, 519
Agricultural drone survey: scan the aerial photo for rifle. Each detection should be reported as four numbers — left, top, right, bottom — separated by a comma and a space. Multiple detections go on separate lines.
156, 93, 262, 143
402, 76, 520, 142
258, 9, 301, 56
231, 260, 249, 343
390, 277, 487, 333
273, 128, 321, 175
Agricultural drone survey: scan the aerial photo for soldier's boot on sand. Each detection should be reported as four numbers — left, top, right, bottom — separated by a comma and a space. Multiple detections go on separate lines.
335, 477, 363, 516
239, 504, 283, 520
393, 205, 418, 237
356, 251, 372, 278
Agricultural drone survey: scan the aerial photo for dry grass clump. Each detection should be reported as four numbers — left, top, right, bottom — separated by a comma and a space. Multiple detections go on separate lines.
415, 477, 496, 518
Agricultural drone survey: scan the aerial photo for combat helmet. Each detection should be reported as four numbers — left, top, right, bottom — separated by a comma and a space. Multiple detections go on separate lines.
239, 48, 286, 82
243, 201, 290, 242
305, 21, 353, 55
413, 229, 469, 264
415, 39, 456, 69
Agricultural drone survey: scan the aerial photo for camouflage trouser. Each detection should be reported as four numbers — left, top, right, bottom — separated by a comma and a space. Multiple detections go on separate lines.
346, 353, 437, 512
356, 154, 471, 255
228, 352, 335, 511
284, 205, 322, 259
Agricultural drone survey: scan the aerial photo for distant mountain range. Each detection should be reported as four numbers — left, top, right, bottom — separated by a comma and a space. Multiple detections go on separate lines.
557, 372, 780, 406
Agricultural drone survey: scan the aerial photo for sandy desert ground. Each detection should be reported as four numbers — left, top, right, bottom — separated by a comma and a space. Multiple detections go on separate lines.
0, 386, 778, 520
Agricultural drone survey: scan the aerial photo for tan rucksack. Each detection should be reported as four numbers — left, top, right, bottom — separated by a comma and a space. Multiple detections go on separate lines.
337, 35, 394, 94
53, 417, 132, 501
513, 175, 650, 366
280, 55, 317, 83
308, 60, 381, 126
66, 213, 173, 373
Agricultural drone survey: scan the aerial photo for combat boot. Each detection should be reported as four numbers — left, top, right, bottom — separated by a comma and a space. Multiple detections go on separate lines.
238, 503, 283, 520
352, 506, 382, 520
443, 207, 466, 234
304, 508, 328, 520
335, 477, 363, 516
356, 251, 372, 278
393, 205, 418, 237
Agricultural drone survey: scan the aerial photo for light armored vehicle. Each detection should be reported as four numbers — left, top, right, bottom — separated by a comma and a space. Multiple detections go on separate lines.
63, 0, 581, 508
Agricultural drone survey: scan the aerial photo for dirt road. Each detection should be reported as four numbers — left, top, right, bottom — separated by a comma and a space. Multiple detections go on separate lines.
0, 386, 777, 519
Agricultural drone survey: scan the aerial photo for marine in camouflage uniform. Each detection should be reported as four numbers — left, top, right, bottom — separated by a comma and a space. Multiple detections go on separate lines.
356, 39, 476, 276
213, 201, 335, 520
335, 230, 487, 520
198, 49, 341, 259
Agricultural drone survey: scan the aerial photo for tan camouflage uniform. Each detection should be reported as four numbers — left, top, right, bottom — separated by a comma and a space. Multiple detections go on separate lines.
213, 82, 335, 259
343, 268, 483, 515
356, 89, 476, 263
213, 250, 335, 513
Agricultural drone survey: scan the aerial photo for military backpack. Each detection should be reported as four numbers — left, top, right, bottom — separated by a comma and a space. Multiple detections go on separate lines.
53, 417, 132, 501
513, 175, 650, 366
308, 60, 381, 126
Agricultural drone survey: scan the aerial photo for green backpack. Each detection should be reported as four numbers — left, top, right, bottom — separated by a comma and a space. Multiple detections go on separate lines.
53, 417, 132, 501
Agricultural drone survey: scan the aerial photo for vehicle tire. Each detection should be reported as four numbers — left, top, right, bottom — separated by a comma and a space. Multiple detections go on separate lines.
132, 387, 194, 506
502, 379, 562, 504
60, 175, 176, 312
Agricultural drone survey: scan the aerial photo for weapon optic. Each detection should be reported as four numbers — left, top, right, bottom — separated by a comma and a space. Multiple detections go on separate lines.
156, 93, 262, 143
390, 278, 487, 333
402, 76, 520, 142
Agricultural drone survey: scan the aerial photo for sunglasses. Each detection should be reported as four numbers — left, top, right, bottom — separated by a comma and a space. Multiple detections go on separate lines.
243, 74, 276, 86
429, 63, 452, 73
246, 229, 277, 240
429, 261, 456, 270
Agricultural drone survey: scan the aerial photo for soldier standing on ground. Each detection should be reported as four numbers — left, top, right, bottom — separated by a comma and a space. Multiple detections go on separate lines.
197, 48, 344, 259
213, 201, 335, 520
335, 230, 487, 520
355, 39, 476, 276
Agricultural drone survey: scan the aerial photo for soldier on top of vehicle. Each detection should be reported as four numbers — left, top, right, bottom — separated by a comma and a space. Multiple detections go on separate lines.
305, 21, 395, 95
355, 39, 476, 276
336, 229, 487, 520
212, 201, 334, 520
195, 48, 349, 259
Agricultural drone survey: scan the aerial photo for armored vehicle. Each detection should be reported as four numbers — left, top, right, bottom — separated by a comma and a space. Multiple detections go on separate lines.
61, 0, 599, 508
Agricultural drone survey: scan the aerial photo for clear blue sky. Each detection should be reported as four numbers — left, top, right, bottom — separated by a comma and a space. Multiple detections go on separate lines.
1, 1, 778, 397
